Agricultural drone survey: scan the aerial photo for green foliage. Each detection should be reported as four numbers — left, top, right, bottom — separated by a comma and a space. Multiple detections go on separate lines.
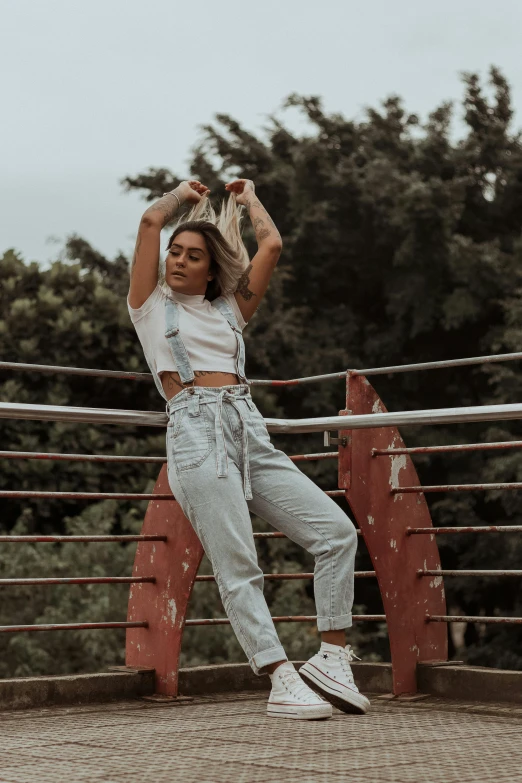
2, 66, 522, 675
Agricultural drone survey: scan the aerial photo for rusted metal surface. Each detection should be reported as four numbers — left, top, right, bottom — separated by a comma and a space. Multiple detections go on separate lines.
394, 482, 522, 494
185, 615, 386, 626
408, 525, 522, 535
341, 372, 447, 696
195, 571, 376, 582
0, 491, 174, 500
0, 449, 166, 463
0, 360, 152, 381
419, 570, 522, 577
126, 465, 203, 697
373, 440, 522, 457
0, 535, 167, 542
428, 615, 522, 625
0, 576, 155, 585
0, 621, 147, 633
289, 451, 339, 462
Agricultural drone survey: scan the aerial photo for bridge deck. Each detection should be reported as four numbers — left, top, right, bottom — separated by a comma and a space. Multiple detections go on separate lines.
1, 691, 522, 782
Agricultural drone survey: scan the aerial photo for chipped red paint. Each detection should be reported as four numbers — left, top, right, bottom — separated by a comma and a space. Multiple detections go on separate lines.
340, 372, 447, 696
126, 465, 204, 697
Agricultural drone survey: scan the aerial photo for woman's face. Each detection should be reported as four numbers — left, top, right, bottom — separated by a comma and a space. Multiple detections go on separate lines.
166, 231, 213, 295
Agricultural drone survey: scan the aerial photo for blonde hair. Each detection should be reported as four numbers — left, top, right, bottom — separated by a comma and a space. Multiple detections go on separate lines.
159, 194, 250, 300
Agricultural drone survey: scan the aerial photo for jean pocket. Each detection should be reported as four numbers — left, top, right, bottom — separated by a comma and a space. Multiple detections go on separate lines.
167, 407, 212, 471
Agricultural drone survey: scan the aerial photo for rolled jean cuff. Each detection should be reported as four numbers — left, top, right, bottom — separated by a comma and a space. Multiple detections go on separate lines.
249, 645, 288, 675
316, 613, 353, 632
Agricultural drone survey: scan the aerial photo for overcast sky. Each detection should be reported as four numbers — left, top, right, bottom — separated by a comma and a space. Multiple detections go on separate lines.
2, 0, 522, 267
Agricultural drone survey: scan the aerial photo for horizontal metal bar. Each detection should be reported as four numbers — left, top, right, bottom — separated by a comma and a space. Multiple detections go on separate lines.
373, 440, 522, 457
419, 570, 522, 577
0, 490, 342, 501
185, 615, 386, 626
0, 621, 148, 633
290, 452, 339, 462
351, 351, 522, 377
428, 615, 522, 625
0, 449, 336, 465
325, 490, 345, 497
0, 535, 167, 543
195, 571, 375, 582
393, 482, 522, 494
0, 450, 166, 464
407, 526, 522, 535
0, 401, 167, 428
0, 577, 155, 586
4, 350, 522, 386
266, 402, 522, 434
0, 360, 153, 382
252, 530, 363, 539
6, 400, 522, 434
0, 491, 175, 500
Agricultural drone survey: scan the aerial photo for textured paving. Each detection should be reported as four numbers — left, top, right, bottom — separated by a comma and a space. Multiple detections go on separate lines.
0, 691, 522, 782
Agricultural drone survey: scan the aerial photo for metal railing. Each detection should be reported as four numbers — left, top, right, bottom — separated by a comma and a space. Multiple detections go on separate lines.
1, 350, 522, 695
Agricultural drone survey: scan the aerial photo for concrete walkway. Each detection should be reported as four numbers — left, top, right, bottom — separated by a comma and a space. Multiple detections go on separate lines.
1, 691, 522, 782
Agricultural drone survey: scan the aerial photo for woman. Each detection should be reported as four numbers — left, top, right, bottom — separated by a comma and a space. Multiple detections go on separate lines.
127, 178, 370, 720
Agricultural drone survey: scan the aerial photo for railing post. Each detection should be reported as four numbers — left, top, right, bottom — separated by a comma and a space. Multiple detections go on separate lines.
339, 372, 447, 695
125, 465, 203, 696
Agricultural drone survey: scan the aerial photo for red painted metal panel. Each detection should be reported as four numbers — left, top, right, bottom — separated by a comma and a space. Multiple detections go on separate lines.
125, 465, 203, 697
340, 372, 447, 695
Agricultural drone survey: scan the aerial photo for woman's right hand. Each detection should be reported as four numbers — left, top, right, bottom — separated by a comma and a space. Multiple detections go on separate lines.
176, 180, 211, 204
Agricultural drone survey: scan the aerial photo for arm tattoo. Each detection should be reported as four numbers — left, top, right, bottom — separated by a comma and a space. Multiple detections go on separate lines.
246, 198, 280, 243
236, 263, 257, 301
144, 193, 181, 228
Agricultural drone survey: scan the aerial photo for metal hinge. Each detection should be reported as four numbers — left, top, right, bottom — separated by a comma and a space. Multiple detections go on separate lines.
324, 431, 348, 448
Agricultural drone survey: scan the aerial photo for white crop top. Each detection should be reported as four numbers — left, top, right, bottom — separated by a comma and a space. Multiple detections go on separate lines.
127, 284, 247, 383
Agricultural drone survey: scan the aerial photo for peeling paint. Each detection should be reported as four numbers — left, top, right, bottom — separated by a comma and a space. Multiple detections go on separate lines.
390, 454, 407, 501
182, 562, 189, 573
185, 548, 191, 555
367, 515, 375, 526
390, 539, 397, 550
167, 598, 177, 624
372, 399, 383, 414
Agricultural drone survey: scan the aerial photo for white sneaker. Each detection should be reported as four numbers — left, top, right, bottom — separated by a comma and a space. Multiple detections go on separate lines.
299, 642, 371, 714
267, 661, 332, 720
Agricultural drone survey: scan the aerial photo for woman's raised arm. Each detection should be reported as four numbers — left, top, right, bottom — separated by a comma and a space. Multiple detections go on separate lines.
128, 180, 210, 309
226, 179, 282, 324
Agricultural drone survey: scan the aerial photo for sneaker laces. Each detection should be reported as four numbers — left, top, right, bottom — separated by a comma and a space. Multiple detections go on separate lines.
339, 645, 361, 686
279, 668, 318, 702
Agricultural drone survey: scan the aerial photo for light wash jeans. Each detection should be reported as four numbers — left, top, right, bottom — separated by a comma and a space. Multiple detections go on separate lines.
166, 384, 358, 675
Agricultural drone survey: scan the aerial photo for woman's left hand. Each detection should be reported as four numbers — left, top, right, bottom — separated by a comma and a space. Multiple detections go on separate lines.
225, 179, 255, 206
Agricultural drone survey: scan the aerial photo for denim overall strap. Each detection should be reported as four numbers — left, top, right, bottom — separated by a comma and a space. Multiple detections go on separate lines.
164, 296, 196, 387
211, 296, 248, 384
214, 388, 253, 500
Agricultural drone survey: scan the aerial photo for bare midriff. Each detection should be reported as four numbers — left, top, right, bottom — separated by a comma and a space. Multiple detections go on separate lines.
160, 370, 241, 402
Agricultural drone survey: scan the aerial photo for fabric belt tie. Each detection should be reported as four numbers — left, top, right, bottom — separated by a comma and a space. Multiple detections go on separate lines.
214, 389, 253, 501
